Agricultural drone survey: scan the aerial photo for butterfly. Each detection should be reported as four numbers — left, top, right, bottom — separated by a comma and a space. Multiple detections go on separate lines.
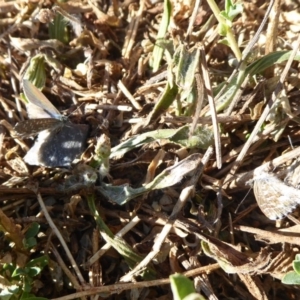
14, 79, 88, 167
252, 169, 300, 220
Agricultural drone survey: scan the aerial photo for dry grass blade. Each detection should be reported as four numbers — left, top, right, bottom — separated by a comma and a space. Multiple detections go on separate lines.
224, 33, 300, 185
34, 188, 86, 285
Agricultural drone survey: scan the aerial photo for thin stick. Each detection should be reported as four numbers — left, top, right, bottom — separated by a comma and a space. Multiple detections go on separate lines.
186, 0, 202, 37
118, 80, 142, 110
224, 33, 300, 185
35, 191, 86, 285
200, 46, 222, 168
50, 242, 82, 290
51, 263, 220, 300
87, 216, 141, 266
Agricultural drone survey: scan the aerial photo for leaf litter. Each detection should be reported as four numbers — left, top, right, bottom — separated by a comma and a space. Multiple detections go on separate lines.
1, 0, 300, 299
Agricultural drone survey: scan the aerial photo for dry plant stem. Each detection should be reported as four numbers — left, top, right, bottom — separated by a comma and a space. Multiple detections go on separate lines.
264, 0, 281, 78
235, 225, 300, 246
106, 90, 123, 121
200, 46, 221, 169
0, 119, 29, 151
217, 271, 253, 299
215, 134, 266, 176
241, 0, 275, 61
120, 147, 213, 282
117, 80, 142, 110
88, 0, 116, 24
120, 186, 195, 282
145, 70, 168, 84
36, 192, 86, 285
186, 257, 217, 299
137, 80, 167, 94
50, 242, 82, 291
0, 95, 20, 120
0, 4, 30, 40
86, 104, 132, 111
238, 274, 267, 300
2, 199, 27, 213
91, 229, 101, 287
139, 211, 191, 237
227, 204, 258, 228
122, 0, 145, 59
216, 117, 295, 175
51, 263, 220, 300
87, 216, 141, 266
224, 33, 300, 186
186, 0, 202, 37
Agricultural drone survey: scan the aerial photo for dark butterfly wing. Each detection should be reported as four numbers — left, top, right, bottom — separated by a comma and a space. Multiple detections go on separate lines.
13, 119, 63, 137
24, 123, 89, 167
